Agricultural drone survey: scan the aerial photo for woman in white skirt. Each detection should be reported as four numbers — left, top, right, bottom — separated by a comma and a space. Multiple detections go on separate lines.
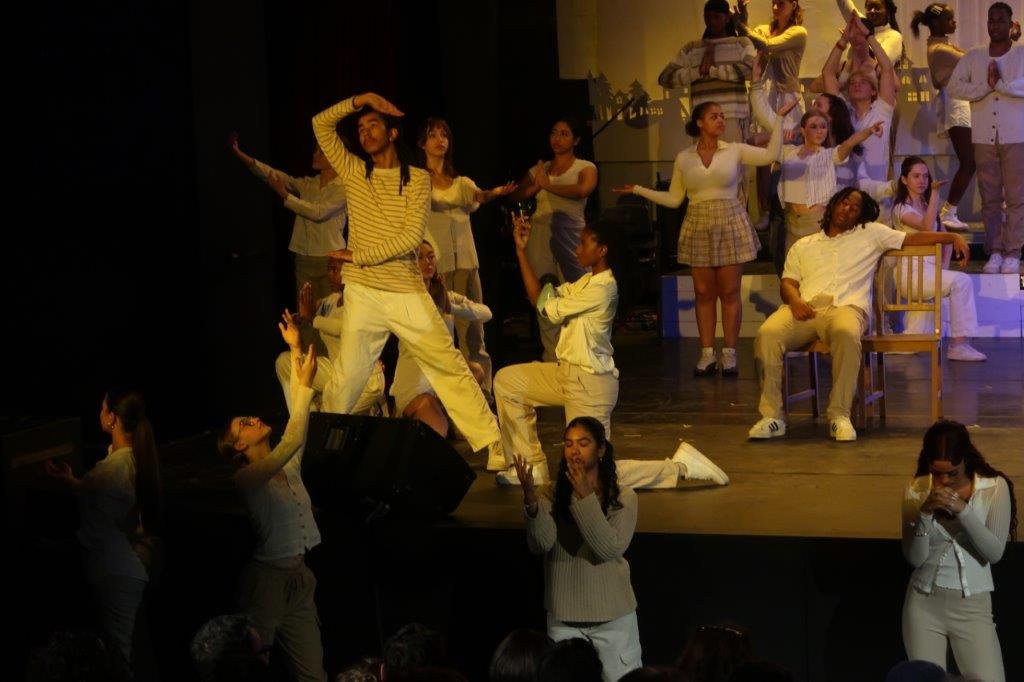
616, 102, 783, 377
901, 420, 1016, 682
911, 3, 974, 231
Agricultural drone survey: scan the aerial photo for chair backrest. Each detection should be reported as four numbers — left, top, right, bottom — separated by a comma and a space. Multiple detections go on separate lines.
873, 244, 943, 336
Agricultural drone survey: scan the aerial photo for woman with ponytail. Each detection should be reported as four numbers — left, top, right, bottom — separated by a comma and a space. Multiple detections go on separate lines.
514, 417, 641, 682
900, 420, 1015, 681
45, 388, 163, 668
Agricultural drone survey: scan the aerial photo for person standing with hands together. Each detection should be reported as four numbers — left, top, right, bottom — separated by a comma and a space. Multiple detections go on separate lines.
514, 417, 641, 682
900, 420, 1016, 681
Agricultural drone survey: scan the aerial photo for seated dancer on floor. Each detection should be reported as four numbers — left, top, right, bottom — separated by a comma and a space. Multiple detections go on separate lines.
749, 187, 969, 443
312, 91, 501, 462
493, 214, 728, 489
514, 417, 642, 682
274, 258, 385, 415
216, 314, 327, 682
391, 240, 492, 438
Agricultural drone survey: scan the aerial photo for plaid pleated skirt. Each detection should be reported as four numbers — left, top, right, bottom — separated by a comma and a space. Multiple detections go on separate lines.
678, 197, 761, 267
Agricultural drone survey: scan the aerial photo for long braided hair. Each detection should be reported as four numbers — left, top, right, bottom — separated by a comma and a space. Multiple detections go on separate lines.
552, 417, 621, 523
914, 420, 1018, 541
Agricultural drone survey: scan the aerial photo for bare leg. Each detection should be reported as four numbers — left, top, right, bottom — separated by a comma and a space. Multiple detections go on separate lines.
716, 264, 745, 349
402, 394, 449, 438
947, 127, 976, 207
690, 267, 719, 348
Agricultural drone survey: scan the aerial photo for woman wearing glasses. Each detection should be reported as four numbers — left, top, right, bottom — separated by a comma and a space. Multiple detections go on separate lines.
216, 313, 327, 682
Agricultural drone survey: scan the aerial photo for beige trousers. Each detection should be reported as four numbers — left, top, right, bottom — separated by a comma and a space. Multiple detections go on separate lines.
902, 584, 1005, 682
442, 268, 492, 394
493, 361, 618, 466
237, 560, 326, 682
293, 254, 332, 302
754, 304, 867, 420
974, 141, 1024, 256
275, 351, 384, 415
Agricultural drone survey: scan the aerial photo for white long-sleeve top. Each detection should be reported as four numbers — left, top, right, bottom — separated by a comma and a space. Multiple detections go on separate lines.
541, 269, 618, 375
251, 160, 347, 256
236, 384, 321, 563
633, 119, 782, 208
77, 446, 149, 582
902, 475, 1012, 597
946, 43, 1024, 145
526, 488, 638, 623
391, 292, 492, 408
427, 176, 482, 273
312, 97, 431, 293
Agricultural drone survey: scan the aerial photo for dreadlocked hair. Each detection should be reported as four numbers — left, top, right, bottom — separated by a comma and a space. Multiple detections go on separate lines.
914, 420, 1017, 541
819, 187, 879, 231
553, 417, 621, 523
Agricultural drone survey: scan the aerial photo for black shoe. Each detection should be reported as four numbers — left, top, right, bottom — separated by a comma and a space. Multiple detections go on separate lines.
693, 362, 718, 378
721, 365, 738, 378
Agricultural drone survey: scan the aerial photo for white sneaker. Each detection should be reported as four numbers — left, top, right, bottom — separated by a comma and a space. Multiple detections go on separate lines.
982, 253, 1004, 274
947, 343, 987, 362
496, 461, 549, 486
748, 417, 786, 439
830, 416, 857, 442
671, 442, 729, 485
940, 209, 970, 231
1000, 256, 1020, 274
485, 441, 508, 472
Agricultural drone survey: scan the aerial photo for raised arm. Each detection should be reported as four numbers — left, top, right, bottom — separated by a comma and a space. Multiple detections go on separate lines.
740, 24, 807, 56
867, 33, 897, 106
312, 97, 364, 179
283, 183, 347, 222
749, 61, 778, 133
835, 0, 859, 23
512, 214, 543, 306
350, 174, 430, 266
835, 121, 883, 162
822, 22, 854, 96
629, 155, 686, 208
738, 111, 784, 165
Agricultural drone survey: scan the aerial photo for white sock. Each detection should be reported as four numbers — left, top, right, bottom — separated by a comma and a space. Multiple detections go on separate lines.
696, 347, 716, 371
940, 201, 954, 216
721, 347, 737, 369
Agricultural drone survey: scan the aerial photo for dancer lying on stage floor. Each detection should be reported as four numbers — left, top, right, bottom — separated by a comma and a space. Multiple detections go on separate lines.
749, 187, 969, 443
493, 214, 728, 489
274, 259, 386, 416
900, 419, 1016, 682
312, 92, 501, 461
217, 316, 327, 682
390, 240, 492, 438
514, 417, 642, 682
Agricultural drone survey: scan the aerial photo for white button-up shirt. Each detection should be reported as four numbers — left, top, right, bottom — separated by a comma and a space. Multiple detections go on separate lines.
252, 160, 348, 256
902, 475, 1012, 597
542, 269, 618, 375
783, 221, 906, 314
946, 43, 1024, 145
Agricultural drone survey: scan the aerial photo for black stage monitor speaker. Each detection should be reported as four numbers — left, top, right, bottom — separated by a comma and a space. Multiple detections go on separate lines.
303, 413, 476, 520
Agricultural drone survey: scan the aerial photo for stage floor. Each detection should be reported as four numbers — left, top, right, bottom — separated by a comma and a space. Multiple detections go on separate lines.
451, 335, 1024, 541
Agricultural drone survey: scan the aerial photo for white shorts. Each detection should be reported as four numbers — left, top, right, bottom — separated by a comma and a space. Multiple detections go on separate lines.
938, 89, 971, 131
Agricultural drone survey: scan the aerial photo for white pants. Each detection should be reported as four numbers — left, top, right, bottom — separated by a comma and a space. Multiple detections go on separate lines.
93, 574, 147, 665
902, 585, 1004, 682
322, 283, 499, 451
898, 265, 979, 339
494, 361, 618, 466
547, 611, 642, 682
275, 351, 384, 415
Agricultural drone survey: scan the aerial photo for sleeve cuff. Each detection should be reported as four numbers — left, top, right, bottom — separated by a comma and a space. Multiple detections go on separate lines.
536, 283, 556, 316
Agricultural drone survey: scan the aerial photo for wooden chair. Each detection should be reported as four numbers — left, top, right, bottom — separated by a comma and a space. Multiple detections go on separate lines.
859, 244, 944, 426
782, 244, 943, 428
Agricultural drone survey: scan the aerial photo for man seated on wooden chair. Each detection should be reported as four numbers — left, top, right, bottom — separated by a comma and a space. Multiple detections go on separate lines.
749, 187, 970, 442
